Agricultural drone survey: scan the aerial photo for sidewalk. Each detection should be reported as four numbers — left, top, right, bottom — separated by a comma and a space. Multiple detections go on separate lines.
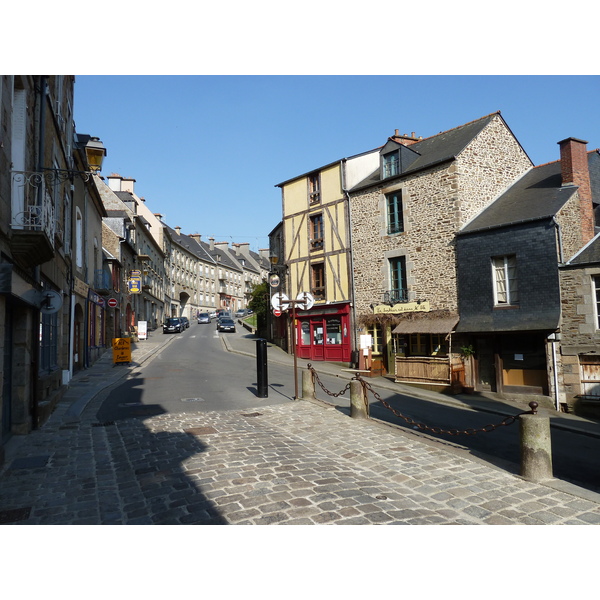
224, 328, 600, 440
1, 326, 599, 525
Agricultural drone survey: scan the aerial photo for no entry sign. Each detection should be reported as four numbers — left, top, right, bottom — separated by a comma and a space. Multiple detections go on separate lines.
107, 298, 118, 308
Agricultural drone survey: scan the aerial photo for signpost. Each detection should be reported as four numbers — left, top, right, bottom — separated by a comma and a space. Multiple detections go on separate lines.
270, 291, 315, 399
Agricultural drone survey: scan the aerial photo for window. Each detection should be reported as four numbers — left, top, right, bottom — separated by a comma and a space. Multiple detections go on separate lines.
310, 213, 324, 250
386, 191, 403, 234
308, 173, 320, 204
388, 256, 408, 303
311, 263, 325, 300
492, 255, 518, 305
383, 152, 399, 178
367, 324, 384, 354
594, 276, 600, 329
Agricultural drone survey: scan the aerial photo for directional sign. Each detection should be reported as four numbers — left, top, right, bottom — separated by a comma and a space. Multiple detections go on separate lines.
271, 292, 289, 311
296, 291, 315, 311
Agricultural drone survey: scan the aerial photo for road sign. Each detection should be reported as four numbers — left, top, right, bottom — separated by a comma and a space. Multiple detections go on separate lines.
269, 273, 280, 288
271, 292, 289, 311
273, 308, 282, 317
107, 298, 118, 308
296, 291, 315, 311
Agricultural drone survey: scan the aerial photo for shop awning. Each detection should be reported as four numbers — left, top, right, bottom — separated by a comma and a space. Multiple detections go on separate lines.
392, 314, 459, 335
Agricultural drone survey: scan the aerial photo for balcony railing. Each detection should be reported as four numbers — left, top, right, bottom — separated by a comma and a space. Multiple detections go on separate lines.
10, 171, 61, 265
383, 289, 409, 304
94, 269, 112, 293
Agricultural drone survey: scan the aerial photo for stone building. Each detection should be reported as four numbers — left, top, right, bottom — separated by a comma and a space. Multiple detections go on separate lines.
349, 113, 532, 387
0, 76, 106, 463
457, 140, 599, 408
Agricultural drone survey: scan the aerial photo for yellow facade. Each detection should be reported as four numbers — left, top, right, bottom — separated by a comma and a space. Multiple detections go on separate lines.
281, 163, 351, 304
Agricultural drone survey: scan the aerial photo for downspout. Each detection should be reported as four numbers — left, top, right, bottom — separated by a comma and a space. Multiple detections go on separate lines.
553, 216, 564, 264
342, 159, 359, 367
551, 216, 563, 411
31, 75, 48, 429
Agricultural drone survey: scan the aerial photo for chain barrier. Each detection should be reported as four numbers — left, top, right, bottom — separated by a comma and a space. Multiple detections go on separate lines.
307, 364, 538, 437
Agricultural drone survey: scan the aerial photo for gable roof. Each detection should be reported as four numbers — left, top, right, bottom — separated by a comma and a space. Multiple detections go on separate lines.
565, 232, 600, 266
460, 150, 600, 235
351, 112, 509, 191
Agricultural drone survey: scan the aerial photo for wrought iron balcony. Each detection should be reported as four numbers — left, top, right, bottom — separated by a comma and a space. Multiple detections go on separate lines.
383, 289, 409, 305
9, 171, 65, 265
94, 269, 112, 294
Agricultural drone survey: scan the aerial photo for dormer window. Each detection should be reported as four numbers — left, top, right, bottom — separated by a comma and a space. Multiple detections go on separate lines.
383, 152, 399, 178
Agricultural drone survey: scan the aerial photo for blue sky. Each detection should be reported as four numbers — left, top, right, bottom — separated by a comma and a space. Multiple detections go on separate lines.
72, 75, 600, 252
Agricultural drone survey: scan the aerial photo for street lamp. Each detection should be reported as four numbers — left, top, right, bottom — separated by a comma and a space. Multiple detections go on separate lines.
85, 136, 107, 172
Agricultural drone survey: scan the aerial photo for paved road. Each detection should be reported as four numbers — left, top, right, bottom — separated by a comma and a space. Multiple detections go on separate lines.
1, 326, 599, 525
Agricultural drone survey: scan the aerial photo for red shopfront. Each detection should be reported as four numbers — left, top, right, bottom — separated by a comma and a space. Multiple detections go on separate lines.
295, 303, 351, 363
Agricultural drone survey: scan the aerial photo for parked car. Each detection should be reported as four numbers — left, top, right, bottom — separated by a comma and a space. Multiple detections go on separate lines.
235, 309, 248, 318
180, 316, 190, 328
163, 317, 184, 333
217, 318, 236, 333
198, 312, 211, 324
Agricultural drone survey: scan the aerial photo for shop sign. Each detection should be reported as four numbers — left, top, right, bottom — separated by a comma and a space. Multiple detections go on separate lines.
373, 301, 431, 315
112, 337, 131, 364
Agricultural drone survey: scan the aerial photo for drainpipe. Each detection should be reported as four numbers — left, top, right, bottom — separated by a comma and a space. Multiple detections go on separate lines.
550, 335, 561, 411
341, 159, 359, 367
553, 216, 564, 264
31, 76, 48, 429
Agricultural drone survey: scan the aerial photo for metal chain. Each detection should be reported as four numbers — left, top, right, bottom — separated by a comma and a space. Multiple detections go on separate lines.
307, 364, 538, 437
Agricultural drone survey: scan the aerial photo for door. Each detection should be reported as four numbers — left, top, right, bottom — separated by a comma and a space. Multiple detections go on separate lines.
312, 319, 325, 360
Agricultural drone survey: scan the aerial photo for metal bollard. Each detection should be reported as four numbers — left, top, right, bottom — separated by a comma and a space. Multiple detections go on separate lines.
520, 411, 553, 482
350, 379, 369, 419
301, 369, 315, 400
256, 339, 268, 398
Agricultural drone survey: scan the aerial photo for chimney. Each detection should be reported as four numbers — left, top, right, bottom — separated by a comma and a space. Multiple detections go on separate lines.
107, 174, 123, 192
189, 234, 202, 242
121, 177, 136, 194
175, 226, 181, 235
209, 237, 215, 251
391, 129, 421, 146
558, 137, 594, 244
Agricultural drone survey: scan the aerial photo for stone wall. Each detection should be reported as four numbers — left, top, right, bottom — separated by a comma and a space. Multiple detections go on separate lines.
350, 114, 532, 319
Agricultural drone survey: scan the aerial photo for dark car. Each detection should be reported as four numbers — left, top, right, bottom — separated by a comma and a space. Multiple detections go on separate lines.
163, 317, 184, 333
181, 316, 190, 328
217, 318, 236, 333
198, 312, 211, 324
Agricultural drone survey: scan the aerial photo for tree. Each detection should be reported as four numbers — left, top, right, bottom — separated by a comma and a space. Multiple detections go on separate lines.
248, 281, 269, 338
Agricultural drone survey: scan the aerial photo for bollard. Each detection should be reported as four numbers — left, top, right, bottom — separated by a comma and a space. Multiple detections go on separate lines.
350, 380, 369, 419
520, 412, 553, 482
301, 369, 315, 400
256, 339, 268, 398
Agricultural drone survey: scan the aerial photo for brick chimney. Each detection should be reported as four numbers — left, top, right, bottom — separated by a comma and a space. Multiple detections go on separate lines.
391, 130, 421, 146
558, 137, 594, 244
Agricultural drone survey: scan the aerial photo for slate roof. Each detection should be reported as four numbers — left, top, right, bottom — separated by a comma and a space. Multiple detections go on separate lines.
460, 150, 600, 235
351, 112, 509, 191
566, 232, 600, 266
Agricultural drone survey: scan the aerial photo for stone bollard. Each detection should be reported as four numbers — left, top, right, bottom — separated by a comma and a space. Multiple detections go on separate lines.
350, 380, 369, 419
301, 369, 315, 400
520, 407, 553, 482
